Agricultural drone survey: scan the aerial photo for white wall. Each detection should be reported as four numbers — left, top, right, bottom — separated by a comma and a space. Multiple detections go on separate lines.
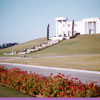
96, 18, 100, 33
68, 17, 100, 36
74, 21, 83, 34
67, 22, 72, 37
55, 17, 68, 37
55, 17, 100, 38
82, 18, 100, 34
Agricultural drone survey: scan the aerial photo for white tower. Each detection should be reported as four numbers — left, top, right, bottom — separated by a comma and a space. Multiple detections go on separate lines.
55, 17, 68, 37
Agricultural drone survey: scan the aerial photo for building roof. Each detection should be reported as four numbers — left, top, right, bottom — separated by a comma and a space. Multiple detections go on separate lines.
55, 17, 68, 21
82, 17, 99, 22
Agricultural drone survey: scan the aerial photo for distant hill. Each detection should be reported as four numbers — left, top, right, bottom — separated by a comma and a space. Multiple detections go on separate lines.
0, 38, 46, 56
0, 34, 100, 56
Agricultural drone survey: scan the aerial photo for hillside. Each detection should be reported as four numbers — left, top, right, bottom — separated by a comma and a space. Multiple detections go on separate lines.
0, 38, 46, 56
28, 34, 100, 57
0, 34, 100, 57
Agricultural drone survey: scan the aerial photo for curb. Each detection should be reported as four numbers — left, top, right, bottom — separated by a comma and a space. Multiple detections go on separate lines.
0, 62, 100, 75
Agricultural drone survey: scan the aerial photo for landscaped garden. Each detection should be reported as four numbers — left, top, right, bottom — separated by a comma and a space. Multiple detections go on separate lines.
0, 66, 100, 97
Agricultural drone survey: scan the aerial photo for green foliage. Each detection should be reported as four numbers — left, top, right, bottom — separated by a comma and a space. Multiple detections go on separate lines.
0, 66, 100, 97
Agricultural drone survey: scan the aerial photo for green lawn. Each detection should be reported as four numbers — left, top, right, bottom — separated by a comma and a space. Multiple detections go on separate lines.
0, 84, 31, 97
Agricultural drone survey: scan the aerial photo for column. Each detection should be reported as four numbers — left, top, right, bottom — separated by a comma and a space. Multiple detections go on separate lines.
61, 20, 63, 37
85, 22, 87, 34
56, 20, 58, 37
87, 22, 88, 34
62, 20, 64, 37
94, 22, 96, 33
92, 21, 94, 34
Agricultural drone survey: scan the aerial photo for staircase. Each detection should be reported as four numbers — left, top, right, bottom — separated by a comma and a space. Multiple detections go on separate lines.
3, 39, 63, 55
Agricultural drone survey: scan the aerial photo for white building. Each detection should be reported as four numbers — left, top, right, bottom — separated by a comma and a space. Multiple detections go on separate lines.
51, 17, 100, 41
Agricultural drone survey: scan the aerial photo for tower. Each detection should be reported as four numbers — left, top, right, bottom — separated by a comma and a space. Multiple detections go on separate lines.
55, 17, 68, 37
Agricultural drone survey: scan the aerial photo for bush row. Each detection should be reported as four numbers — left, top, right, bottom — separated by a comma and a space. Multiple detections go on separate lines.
0, 66, 100, 97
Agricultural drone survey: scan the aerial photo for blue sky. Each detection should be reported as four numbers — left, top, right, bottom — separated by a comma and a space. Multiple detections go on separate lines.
0, 0, 100, 44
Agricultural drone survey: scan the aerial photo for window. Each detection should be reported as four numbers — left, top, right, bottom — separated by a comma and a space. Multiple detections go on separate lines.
68, 31, 71, 34
74, 24, 77, 27
68, 24, 70, 27
63, 24, 65, 27
74, 31, 77, 33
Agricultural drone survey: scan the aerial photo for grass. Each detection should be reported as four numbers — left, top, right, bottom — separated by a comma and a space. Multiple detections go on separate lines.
1, 34, 100, 57
1, 54, 100, 71
0, 34, 100, 71
0, 84, 31, 97
27, 34, 100, 57
0, 37, 46, 56
0, 34, 100, 97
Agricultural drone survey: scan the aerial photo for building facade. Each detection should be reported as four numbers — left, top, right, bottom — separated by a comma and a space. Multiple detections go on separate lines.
54, 17, 100, 40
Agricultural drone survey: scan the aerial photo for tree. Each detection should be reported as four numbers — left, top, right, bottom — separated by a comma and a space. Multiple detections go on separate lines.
2, 43, 6, 48
0, 42, 18, 49
72, 20, 74, 36
47, 24, 50, 40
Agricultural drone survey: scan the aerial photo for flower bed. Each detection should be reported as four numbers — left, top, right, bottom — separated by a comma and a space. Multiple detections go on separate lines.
0, 66, 100, 97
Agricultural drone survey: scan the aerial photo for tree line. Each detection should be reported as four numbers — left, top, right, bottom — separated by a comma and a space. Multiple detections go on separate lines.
0, 42, 18, 49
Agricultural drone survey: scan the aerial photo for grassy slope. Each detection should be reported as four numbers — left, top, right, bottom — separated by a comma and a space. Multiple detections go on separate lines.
27, 34, 100, 57
0, 38, 46, 56
0, 84, 31, 97
0, 34, 100, 57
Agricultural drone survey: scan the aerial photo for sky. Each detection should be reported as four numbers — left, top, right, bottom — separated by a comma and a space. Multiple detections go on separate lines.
0, 0, 100, 44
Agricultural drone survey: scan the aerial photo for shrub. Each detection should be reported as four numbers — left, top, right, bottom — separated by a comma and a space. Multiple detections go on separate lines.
0, 66, 100, 97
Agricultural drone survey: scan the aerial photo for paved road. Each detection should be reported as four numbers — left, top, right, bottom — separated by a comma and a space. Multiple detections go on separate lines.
0, 62, 100, 86
0, 57, 21, 60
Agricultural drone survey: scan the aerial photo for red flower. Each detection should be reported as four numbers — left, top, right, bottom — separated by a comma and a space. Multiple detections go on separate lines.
75, 77, 78, 80
62, 74, 65, 77
58, 73, 61, 75
63, 92, 66, 96
50, 73, 53, 76
32, 88, 35, 91
57, 87, 60, 90
58, 93, 61, 97
54, 76, 57, 78
1, 66, 100, 97
61, 87, 65, 90
49, 84, 52, 87
68, 95, 71, 97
